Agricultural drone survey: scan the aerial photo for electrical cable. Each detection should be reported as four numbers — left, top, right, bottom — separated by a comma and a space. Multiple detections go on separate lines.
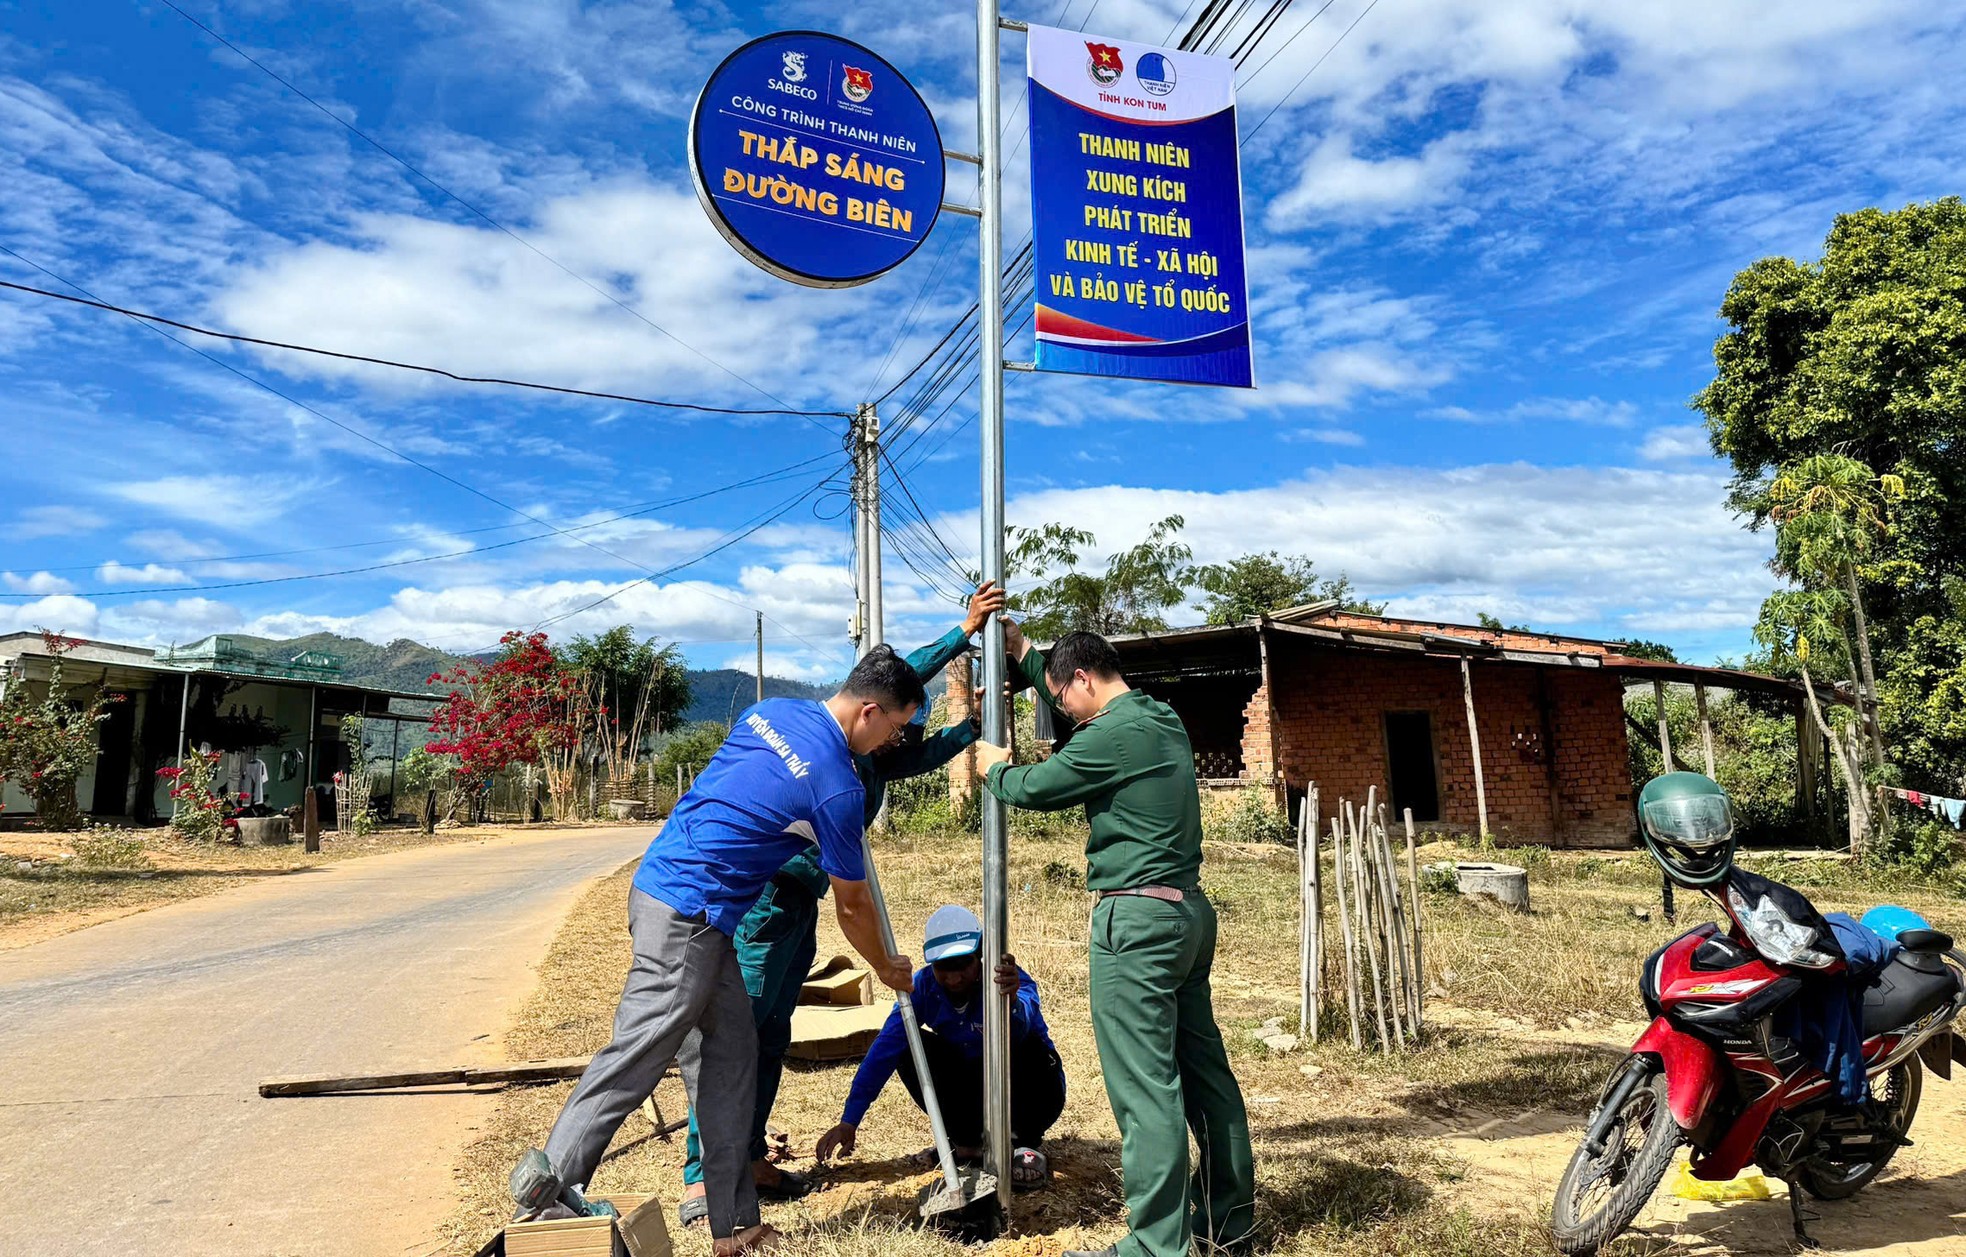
1243, 0, 1383, 142
1236, 0, 1341, 88
0, 280, 849, 419
146, 0, 834, 431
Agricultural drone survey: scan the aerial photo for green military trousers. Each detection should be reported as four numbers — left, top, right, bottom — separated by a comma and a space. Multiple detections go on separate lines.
1089, 891, 1255, 1257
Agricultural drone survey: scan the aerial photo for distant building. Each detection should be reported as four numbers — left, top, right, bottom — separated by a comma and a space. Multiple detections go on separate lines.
0, 633, 438, 824
946, 604, 1827, 848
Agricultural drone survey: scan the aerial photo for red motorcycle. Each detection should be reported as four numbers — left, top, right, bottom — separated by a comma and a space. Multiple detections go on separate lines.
1550, 866, 1966, 1252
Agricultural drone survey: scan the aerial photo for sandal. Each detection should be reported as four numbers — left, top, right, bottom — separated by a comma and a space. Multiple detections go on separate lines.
677, 1194, 709, 1228
756, 1168, 813, 1202
715, 1224, 785, 1256
1010, 1146, 1050, 1192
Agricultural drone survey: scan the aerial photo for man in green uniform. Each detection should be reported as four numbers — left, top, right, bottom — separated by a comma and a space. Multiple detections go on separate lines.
974, 627, 1254, 1257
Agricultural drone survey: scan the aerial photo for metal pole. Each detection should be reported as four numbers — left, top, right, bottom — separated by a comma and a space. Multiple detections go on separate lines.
755, 612, 764, 705
975, 0, 1012, 1211
172, 673, 191, 819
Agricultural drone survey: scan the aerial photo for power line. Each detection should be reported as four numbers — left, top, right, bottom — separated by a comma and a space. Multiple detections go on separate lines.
146, 0, 831, 431
1236, 0, 1341, 88
0, 456, 840, 598
0, 280, 848, 420
1244, 0, 1384, 142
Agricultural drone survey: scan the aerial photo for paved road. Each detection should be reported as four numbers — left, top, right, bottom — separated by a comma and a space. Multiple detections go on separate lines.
0, 826, 652, 1257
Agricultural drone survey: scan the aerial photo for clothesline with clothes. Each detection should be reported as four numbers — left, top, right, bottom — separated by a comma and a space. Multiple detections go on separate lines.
1891, 787, 1966, 828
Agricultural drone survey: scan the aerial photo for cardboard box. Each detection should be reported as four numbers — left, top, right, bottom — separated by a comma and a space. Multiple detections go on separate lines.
786, 1000, 893, 1062
799, 966, 873, 1006
503, 1193, 670, 1257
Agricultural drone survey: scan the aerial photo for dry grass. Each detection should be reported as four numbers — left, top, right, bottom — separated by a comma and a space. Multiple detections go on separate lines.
0, 819, 630, 949
443, 829, 1966, 1257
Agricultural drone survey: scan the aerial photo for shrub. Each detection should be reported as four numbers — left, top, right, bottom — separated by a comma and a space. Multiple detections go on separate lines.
1868, 818, 1962, 878
655, 723, 729, 791
160, 752, 227, 844
74, 826, 151, 871
1209, 786, 1292, 845
0, 632, 121, 830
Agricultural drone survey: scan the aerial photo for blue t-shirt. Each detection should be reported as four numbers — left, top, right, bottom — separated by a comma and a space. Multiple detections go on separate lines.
634, 699, 866, 935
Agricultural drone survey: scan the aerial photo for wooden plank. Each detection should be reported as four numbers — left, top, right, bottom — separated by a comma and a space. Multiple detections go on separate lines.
1461, 658, 1490, 839
259, 1055, 595, 1097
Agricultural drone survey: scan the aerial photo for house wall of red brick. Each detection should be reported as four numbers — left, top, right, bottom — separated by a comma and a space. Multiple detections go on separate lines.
1257, 633, 1634, 847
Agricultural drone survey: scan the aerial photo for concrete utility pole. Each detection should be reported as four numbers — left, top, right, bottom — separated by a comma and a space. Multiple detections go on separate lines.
851, 403, 885, 655
974, 0, 1013, 1210
755, 612, 764, 705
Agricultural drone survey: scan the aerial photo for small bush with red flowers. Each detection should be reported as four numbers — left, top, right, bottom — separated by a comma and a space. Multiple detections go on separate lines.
158, 750, 229, 844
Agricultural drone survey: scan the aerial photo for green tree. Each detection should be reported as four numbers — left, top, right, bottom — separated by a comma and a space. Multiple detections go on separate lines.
1005, 515, 1193, 641
1615, 640, 1680, 663
0, 633, 120, 830
561, 627, 692, 765
1192, 552, 1384, 624
1696, 197, 1966, 798
1754, 588, 1875, 848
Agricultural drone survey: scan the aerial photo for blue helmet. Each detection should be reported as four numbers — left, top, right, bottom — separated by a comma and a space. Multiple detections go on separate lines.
1862, 905, 1933, 943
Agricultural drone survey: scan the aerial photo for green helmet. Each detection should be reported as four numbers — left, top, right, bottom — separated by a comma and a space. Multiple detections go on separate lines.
1638, 771, 1737, 888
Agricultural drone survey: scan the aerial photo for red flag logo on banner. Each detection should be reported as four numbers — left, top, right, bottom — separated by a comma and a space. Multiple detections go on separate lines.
1085, 42, 1124, 85
842, 64, 874, 103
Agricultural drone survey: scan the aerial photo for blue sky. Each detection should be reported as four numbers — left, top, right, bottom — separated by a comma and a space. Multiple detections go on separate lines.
3, 0, 1963, 678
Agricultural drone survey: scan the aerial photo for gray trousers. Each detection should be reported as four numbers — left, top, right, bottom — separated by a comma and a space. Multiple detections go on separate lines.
543, 889, 760, 1238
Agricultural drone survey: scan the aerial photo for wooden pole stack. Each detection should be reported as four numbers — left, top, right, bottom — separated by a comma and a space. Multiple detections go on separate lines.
1295, 782, 1426, 1051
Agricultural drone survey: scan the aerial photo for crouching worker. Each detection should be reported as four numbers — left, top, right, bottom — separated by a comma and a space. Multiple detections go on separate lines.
815, 905, 1066, 1190
515, 647, 926, 1257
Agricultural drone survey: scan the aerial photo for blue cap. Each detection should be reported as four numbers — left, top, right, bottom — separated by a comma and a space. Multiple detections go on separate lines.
923, 904, 982, 962
1862, 905, 1933, 942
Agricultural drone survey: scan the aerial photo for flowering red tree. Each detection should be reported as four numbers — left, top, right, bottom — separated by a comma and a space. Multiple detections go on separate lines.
0, 632, 121, 830
425, 632, 583, 817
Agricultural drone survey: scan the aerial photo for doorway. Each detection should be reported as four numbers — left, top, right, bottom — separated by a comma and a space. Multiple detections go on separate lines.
1383, 711, 1440, 823
91, 692, 136, 816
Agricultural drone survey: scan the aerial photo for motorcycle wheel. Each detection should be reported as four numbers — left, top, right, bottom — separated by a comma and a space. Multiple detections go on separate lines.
1550, 1064, 1681, 1256
1797, 1059, 1923, 1200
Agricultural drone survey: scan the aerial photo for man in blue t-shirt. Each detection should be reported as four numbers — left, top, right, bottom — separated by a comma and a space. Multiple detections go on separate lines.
525, 647, 926, 1257
814, 905, 1067, 1191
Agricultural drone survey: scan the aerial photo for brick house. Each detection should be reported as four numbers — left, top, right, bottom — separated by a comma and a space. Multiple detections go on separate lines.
950, 604, 1824, 849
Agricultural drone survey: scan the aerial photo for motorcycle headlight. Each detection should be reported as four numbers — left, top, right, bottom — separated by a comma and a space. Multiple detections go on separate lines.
1726, 884, 1836, 969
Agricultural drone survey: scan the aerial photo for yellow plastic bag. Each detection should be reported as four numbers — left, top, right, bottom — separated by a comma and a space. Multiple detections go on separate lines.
1672, 1160, 1772, 1201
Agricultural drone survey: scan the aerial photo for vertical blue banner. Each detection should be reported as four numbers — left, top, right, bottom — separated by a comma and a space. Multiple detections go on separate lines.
1027, 26, 1253, 388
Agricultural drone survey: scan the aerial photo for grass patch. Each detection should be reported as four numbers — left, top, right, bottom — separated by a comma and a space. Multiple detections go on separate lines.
444, 828, 1966, 1256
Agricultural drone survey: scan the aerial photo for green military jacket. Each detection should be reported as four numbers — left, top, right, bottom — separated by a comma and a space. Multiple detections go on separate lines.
984, 645, 1204, 892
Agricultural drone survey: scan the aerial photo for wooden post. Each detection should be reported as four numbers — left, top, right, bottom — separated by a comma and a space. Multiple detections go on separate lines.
1695, 683, 1716, 778
1796, 698, 1818, 837
1653, 680, 1675, 772
1460, 657, 1490, 839
1306, 790, 1322, 1041
1331, 816, 1363, 1050
1376, 805, 1413, 1044
1353, 802, 1392, 1051
1403, 807, 1423, 1033
303, 785, 320, 853
1297, 802, 1313, 1038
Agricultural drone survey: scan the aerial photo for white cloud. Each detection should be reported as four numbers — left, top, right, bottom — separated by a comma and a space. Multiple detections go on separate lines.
106, 477, 296, 530
1425, 396, 1640, 426
2, 570, 76, 595
5, 504, 106, 540
1267, 134, 1472, 226
0, 594, 98, 638
95, 562, 189, 586
1283, 428, 1367, 446
1640, 424, 1715, 462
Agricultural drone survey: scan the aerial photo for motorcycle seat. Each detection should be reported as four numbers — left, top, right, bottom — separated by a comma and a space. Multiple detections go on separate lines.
1899, 928, 1953, 953
1862, 955, 1959, 1038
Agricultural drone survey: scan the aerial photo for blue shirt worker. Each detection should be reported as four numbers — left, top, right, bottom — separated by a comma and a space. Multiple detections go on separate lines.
675, 583, 1009, 1226
815, 906, 1067, 1190
523, 647, 927, 1257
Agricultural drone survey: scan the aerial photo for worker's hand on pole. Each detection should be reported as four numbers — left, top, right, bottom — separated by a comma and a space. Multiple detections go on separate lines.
973, 741, 1011, 773
815, 1122, 858, 1163
962, 580, 1007, 636
1001, 616, 1028, 660
995, 954, 1020, 997
877, 952, 914, 992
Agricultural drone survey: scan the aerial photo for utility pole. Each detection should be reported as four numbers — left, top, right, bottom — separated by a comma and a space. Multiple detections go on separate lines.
974, 0, 1013, 1212
860, 404, 885, 649
755, 612, 764, 705
851, 407, 869, 656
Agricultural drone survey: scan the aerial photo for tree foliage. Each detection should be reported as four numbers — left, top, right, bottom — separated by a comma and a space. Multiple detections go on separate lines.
1005, 515, 1194, 641
0, 633, 121, 830
1697, 197, 1966, 797
1193, 552, 1384, 624
560, 626, 691, 755
425, 631, 582, 795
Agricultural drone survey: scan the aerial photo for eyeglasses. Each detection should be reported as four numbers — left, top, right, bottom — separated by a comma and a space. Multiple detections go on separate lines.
1047, 670, 1079, 706
866, 703, 909, 741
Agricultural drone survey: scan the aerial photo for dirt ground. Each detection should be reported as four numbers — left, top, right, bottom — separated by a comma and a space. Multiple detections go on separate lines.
443, 830, 1966, 1257
0, 818, 649, 949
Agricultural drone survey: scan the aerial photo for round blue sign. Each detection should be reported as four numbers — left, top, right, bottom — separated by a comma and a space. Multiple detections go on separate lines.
690, 31, 946, 289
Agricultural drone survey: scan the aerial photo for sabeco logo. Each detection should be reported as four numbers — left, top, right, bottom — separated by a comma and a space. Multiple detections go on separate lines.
769, 75, 817, 100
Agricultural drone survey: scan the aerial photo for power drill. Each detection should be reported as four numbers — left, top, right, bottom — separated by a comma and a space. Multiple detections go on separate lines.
509, 1147, 620, 1221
